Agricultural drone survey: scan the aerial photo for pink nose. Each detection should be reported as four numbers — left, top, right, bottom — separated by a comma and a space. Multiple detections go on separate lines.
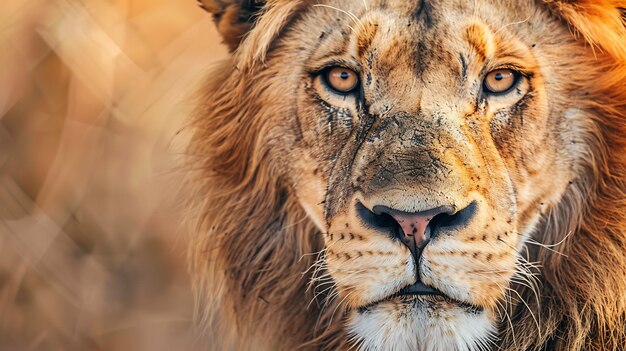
373, 205, 452, 256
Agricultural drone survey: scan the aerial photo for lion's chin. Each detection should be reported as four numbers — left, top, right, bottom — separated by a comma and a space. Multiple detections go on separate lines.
347, 296, 495, 351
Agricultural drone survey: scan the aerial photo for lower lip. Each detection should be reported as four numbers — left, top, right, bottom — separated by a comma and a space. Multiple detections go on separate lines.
357, 294, 483, 314
357, 294, 440, 313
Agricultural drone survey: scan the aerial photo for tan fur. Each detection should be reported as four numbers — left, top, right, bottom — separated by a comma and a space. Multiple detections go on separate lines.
464, 23, 493, 63
188, 1, 626, 350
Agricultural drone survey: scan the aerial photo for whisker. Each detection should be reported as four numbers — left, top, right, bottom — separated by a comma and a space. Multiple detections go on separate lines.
313, 4, 365, 32
494, 14, 533, 35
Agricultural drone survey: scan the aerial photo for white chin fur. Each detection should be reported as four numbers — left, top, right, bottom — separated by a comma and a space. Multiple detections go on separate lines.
347, 298, 495, 351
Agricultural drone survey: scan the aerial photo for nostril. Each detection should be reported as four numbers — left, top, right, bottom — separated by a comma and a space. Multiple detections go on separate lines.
429, 201, 477, 237
355, 202, 401, 235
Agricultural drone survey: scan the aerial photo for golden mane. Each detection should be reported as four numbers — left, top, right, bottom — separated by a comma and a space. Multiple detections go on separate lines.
187, 1, 626, 349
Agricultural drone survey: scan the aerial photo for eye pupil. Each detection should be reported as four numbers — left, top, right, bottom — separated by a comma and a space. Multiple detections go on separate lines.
494, 73, 503, 81
340, 71, 349, 79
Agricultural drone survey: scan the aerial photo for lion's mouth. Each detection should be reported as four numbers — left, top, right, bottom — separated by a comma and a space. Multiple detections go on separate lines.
357, 281, 483, 314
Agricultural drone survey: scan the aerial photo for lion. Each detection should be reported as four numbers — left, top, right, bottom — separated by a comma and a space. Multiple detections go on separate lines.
186, 0, 626, 350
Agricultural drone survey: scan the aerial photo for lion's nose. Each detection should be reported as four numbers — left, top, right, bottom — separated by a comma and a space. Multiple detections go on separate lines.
356, 202, 477, 259
372, 205, 452, 257
374, 205, 450, 251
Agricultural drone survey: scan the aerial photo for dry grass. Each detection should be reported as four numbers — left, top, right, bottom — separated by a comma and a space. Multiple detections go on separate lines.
0, 0, 227, 349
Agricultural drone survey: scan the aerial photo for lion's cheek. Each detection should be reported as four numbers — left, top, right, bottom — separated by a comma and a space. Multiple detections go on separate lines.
292, 156, 330, 230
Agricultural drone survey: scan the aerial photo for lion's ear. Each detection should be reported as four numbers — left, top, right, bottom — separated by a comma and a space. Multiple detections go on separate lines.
543, 0, 626, 62
198, 0, 266, 52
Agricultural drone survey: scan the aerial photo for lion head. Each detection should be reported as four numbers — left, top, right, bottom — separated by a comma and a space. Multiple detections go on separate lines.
187, 0, 626, 350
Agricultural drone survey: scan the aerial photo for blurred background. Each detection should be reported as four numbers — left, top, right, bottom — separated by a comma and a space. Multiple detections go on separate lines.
0, 0, 227, 349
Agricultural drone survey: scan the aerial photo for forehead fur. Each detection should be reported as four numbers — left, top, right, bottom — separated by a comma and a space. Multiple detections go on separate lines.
234, 0, 625, 69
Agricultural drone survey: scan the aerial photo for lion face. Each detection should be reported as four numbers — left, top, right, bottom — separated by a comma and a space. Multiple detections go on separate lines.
263, 0, 583, 349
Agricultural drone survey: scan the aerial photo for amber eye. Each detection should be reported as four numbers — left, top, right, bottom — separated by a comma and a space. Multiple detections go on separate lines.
325, 67, 359, 94
484, 69, 518, 94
